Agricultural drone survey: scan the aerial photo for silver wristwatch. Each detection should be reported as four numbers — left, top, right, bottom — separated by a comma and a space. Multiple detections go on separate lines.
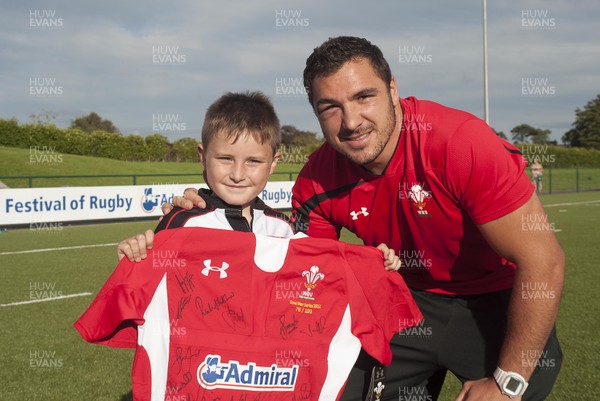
493, 367, 529, 398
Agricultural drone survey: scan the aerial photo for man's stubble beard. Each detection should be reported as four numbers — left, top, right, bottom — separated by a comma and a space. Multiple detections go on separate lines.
331, 96, 398, 168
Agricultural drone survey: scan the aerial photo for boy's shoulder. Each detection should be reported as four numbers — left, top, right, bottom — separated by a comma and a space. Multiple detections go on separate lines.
199, 188, 290, 221
155, 189, 293, 235
254, 199, 290, 221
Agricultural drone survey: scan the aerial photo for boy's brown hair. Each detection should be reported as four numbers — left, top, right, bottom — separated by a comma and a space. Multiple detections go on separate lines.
201, 91, 281, 154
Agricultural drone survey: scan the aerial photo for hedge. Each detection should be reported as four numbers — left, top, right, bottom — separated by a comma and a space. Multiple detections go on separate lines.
0, 119, 199, 162
516, 144, 600, 168
1, 119, 599, 167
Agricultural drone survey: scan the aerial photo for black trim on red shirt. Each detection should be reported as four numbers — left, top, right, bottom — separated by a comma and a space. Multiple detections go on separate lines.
503, 144, 523, 155
293, 180, 366, 233
155, 188, 291, 234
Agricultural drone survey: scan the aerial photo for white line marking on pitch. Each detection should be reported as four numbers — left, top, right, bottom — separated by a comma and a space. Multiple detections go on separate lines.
0, 243, 117, 256
544, 200, 600, 207
0, 292, 92, 307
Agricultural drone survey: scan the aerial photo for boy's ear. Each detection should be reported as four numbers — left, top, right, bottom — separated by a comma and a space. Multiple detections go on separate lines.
197, 144, 206, 167
269, 151, 281, 175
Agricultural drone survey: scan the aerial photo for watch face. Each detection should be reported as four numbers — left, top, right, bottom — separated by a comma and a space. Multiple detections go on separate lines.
505, 377, 523, 394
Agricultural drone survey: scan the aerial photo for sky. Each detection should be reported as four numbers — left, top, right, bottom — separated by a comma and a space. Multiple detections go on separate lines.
1, 0, 599, 143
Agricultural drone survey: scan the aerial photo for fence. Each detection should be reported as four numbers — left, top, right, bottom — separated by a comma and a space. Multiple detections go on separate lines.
526, 167, 600, 194
0, 169, 599, 194
0, 172, 298, 189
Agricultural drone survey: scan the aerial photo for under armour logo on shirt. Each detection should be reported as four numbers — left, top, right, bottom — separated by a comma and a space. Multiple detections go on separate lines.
202, 260, 229, 279
350, 207, 369, 220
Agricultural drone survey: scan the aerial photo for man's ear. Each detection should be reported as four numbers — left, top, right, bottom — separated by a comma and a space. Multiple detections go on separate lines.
389, 76, 400, 108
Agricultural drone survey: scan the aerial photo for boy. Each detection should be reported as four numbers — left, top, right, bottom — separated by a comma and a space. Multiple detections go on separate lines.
117, 91, 400, 271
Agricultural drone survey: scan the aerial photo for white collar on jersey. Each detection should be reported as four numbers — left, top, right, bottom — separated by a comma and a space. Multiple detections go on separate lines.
253, 232, 308, 272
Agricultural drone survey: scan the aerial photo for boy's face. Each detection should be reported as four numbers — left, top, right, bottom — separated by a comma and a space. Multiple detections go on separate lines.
199, 131, 279, 210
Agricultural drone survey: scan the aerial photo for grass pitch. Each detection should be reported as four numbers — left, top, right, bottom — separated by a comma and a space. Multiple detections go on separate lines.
0, 192, 598, 400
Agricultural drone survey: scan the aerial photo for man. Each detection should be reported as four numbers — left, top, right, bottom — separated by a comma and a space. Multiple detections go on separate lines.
530, 158, 544, 194
170, 37, 563, 401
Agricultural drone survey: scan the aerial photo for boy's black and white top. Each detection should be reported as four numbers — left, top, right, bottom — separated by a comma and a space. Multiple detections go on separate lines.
156, 188, 294, 237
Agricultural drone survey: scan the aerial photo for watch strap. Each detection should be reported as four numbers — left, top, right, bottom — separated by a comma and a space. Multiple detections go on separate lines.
493, 367, 529, 397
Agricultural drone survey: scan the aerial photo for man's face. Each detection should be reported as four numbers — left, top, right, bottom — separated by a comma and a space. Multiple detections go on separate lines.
311, 58, 400, 174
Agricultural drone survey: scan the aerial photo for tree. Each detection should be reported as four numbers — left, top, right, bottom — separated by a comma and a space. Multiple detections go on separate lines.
511, 124, 530, 143
123, 135, 147, 161
531, 128, 550, 144
145, 134, 170, 161
169, 138, 199, 162
511, 124, 551, 144
281, 125, 322, 147
491, 127, 508, 140
70, 112, 120, 133
279, 125, 323, 162
562, 94, 600, 149
0, 118, 21, 147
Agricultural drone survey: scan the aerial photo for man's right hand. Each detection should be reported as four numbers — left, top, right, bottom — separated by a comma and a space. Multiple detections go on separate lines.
161, 187, 205, 215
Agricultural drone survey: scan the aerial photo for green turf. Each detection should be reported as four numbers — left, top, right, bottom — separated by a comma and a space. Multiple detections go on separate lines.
539, 193, 600, 400
0, 220, 154, 401
0, 145, 302, 187
0, 193, 598, 400
338, 192, 600, 401
531, 167, 600, 193
2, 145, 598, 191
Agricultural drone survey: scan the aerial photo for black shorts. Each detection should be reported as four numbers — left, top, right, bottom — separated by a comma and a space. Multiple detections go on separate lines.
340, 289, 562, 401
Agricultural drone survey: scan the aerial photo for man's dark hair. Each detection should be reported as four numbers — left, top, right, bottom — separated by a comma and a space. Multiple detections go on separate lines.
303, 36, 392, 106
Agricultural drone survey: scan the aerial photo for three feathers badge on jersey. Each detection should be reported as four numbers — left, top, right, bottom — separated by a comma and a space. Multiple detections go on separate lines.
407, 184, 433, 217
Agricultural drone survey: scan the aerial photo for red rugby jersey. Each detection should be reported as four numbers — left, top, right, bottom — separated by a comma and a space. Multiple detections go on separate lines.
292, 97, 534, 295
75, 227, 422, 401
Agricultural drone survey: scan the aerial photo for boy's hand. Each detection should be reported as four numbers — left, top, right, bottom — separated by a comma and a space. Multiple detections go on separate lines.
376, 243, 401, 271
161, 188, 205, 215
117, 230, 155, 262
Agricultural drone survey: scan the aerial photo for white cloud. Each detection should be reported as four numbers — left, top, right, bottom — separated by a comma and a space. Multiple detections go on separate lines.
0, 0, 598, 142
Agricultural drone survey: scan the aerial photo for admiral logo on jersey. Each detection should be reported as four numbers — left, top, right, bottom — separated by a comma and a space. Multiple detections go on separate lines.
197, 354, 299, 391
